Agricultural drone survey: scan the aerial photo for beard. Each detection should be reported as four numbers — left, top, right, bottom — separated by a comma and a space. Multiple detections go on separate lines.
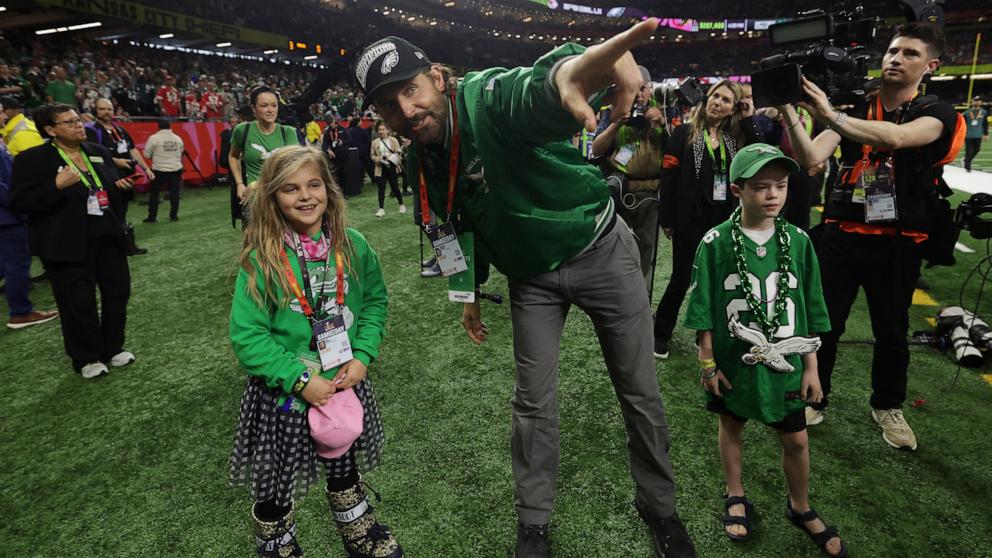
403, 95, 449, 146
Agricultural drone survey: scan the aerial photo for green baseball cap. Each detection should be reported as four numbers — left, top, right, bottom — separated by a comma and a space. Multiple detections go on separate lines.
729, 143, 800, 184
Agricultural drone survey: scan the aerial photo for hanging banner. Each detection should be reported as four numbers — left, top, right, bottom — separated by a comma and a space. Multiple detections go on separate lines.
35, 0, 289, 48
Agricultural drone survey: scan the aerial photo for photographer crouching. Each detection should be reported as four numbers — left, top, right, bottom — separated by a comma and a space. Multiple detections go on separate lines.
591, 66, 667, 290
777, 23, 963, 451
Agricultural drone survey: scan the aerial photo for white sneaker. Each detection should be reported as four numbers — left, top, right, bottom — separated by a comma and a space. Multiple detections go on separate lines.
805, 406, 825, 426
398, 204, 407, 214
375, 208, 385, 217
81, 362, 109, 379
110, 351, 135, 367
871, 408, 918, 451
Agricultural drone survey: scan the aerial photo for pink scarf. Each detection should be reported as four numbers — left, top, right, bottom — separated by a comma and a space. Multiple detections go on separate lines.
284, 229, 330, 261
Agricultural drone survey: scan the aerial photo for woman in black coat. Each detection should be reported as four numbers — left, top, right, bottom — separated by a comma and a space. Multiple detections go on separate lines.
653, 80, 764, 359
10, 103, 136, 379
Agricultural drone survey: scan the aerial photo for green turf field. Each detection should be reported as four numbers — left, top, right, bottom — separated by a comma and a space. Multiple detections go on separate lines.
2, 185, 991, 557
954, 134, 992, 173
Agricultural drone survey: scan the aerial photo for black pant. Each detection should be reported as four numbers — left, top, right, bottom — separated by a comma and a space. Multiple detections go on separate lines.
44, 226, 130, 371
376, 165, 403, 209
811, 223, 921, 410
783, 171, 816, 231
654, 224, 709, 342
148, 170, 182, 220
964, 137, 982, 171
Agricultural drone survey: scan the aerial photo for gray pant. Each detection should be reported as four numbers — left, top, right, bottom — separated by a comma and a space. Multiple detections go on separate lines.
616, 189, 660, 290
507, 218, 677, 525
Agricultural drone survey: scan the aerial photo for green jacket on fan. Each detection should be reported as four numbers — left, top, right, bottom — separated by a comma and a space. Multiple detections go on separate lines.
406, 43, 613, 284
229, 228, 387, 404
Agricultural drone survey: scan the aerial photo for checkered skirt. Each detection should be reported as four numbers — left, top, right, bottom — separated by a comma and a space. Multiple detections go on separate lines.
229, 376, 385, 507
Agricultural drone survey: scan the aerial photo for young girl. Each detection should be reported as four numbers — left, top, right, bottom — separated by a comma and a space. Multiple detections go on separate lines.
229, 145, 402, 558
370, 121, 405, 217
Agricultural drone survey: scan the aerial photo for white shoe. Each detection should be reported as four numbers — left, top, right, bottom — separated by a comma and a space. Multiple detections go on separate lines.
81, 362, 109, 379
805, 406, 825, 426
375, 208, 385, 217
871, 408, 918, 451
110, 351, 135, 367
398, 204, 407, 214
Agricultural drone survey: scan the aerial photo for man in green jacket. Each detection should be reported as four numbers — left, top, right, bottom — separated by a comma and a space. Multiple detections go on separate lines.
356, 19, 695, 558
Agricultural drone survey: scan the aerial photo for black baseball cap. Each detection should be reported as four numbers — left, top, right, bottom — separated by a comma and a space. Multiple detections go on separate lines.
355, 36, 431, 110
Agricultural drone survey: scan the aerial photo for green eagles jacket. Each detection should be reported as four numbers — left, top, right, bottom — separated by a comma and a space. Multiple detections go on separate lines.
407, 43, 613, 284
229, 228, 388, 400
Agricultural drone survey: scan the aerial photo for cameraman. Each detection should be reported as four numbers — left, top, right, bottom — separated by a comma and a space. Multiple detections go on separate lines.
591, 66, 667, 288
778, 23, 962, 451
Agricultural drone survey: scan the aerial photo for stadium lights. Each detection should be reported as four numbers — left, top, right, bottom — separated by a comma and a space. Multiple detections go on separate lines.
159, 33, 174, 38
407, 15, 415, 21
444, 1, 455, 6
216, 42, 232, 47
304, 55, 318, 60
67, 22, 102, 30
37, 22, 101, 35
264, 49, 278, 54
0, 6, 6, 12
430, 20, 437, 25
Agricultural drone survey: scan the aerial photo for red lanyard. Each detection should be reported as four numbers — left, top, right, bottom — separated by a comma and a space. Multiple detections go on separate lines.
417, 88, 460, 226
280, 238, 344, 319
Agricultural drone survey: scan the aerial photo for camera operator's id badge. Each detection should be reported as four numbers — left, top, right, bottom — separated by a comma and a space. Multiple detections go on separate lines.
713, 176, 728, 202
862, 163, 898, 223
116, 140, 129, 155
429, 222, 469, 277
313, 315, 352, 371
86, 193, 104, 216
615, 144, 635, 167
448, 231, 475, 303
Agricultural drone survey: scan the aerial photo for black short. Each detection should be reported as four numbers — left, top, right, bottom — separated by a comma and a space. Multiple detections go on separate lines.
706, 398, 807, 433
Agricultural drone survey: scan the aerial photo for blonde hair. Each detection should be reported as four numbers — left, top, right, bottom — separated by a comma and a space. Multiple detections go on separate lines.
687, 80, 746, 145
239, 145, 352, 307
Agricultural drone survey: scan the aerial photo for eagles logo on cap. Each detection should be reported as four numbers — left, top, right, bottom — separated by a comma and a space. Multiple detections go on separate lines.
355, 36, 432, 110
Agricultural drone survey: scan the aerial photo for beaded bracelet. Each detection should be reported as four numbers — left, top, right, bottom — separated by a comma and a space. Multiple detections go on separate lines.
700, 367, 719, 381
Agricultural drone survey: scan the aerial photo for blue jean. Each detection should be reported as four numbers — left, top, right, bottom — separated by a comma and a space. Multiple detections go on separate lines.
0, 224, 33, 317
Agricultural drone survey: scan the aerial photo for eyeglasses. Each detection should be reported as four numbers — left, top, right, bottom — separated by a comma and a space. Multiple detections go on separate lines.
54, 118, 84, 127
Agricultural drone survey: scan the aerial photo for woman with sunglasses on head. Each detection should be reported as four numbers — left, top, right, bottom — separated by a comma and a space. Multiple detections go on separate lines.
9, 103, 136, 379
653, 79, 764, 360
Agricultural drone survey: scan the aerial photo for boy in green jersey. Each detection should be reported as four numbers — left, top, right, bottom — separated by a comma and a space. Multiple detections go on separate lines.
685, 143, 846, 557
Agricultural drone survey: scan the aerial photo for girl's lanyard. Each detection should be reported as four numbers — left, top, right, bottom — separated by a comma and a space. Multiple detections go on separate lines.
281, 231, 344, 324
416, 88, 471, 279
702, 129, 728, 201
57, 145, 109, 214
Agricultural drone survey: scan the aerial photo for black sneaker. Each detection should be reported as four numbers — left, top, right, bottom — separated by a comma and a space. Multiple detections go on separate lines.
514, 523, 550, 558
635, 502, 696, 558
143, 217, 157, 223
653, 338, 670, 360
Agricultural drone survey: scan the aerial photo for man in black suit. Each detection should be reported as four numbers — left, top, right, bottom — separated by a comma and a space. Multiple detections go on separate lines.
10, 103, 135, 379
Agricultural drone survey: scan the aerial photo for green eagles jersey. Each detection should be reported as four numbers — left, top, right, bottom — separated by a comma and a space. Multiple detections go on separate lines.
231, 121, 300, 184
684, 220, 831, 423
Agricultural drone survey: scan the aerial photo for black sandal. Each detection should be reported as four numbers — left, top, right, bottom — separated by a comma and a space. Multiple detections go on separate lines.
723, 495, 754, 542
785, 499, 847, 557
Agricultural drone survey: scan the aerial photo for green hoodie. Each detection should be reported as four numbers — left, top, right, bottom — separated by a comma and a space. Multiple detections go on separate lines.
229, 228, 387, 403
407, 43, 612, 284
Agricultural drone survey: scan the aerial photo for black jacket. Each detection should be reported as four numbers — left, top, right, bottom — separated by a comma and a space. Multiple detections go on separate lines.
659, 118, 763, 231
10, 142, 126, 262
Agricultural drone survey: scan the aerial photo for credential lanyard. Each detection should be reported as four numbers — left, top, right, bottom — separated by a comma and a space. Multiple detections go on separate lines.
280, 231, 344, 322
418, 88, 460, 227
55, 145, 104, 191
702, 129, 727, 177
